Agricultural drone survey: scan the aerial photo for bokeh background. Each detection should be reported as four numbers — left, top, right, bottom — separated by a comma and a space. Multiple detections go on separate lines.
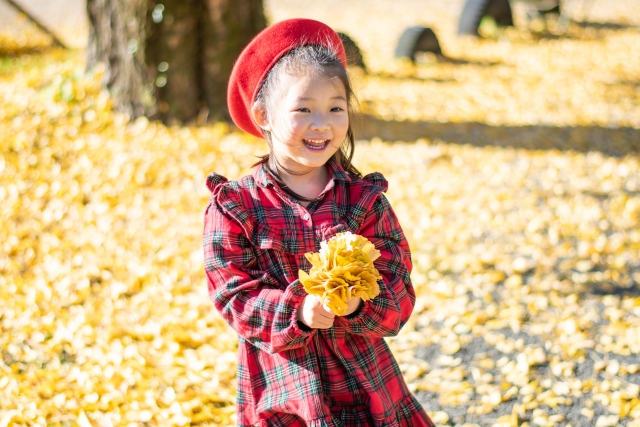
1, 1, 640, 426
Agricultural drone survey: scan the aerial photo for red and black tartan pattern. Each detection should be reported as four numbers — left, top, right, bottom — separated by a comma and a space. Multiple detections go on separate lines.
203, 160, 434, 427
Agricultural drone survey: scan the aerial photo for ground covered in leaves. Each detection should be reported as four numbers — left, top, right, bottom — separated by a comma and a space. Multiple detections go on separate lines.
1, 1, 640, 426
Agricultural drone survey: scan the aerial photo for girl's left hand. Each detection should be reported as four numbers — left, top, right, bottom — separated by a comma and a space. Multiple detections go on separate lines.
343, 297, 363, 317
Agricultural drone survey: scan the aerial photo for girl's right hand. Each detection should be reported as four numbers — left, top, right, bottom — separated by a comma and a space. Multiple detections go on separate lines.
297, 295, 335, 329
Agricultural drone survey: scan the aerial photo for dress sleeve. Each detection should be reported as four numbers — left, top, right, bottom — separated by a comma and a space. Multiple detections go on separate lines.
334, 193, 415, 337
203, 183, 315, 354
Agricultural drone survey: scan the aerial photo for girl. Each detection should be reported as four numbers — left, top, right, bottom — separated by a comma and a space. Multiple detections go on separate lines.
203, 18, 434, 427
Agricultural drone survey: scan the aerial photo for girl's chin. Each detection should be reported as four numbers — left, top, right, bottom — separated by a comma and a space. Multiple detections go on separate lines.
291, 153, 337, 170
295, 159, 330, 169
275, 146, 340, 170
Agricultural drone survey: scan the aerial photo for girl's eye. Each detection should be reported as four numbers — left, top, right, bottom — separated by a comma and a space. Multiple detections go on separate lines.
297, 108, 310, 113
331, 107, 344, 112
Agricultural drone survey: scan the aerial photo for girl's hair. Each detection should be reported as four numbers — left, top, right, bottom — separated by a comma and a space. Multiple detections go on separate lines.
252, 43, 361, 202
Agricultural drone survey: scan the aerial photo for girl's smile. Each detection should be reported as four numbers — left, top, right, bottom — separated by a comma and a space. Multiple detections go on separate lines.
302, 138, 330, 150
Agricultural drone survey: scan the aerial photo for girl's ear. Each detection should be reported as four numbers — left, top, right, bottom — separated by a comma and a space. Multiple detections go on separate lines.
251, 105, 271, 132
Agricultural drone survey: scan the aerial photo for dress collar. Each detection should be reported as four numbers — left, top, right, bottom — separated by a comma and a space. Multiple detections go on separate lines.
254, 158, 352, 188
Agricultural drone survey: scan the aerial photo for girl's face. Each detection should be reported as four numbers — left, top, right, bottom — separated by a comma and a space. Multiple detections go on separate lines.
257, 72, 349, 174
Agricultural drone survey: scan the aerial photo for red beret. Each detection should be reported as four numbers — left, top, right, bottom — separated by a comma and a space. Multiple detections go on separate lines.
227, 19, 347, 138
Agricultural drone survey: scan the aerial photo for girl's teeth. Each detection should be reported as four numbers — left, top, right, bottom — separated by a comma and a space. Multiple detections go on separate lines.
304, 139, 329, 149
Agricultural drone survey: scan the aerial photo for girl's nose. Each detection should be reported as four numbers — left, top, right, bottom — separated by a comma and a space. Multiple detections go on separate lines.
310, 112, 330, 131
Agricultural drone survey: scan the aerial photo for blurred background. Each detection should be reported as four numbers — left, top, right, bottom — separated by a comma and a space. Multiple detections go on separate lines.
1, 1, 640, 426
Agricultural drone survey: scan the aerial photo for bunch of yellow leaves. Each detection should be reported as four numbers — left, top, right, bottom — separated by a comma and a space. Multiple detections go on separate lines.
299, 232, 382, 316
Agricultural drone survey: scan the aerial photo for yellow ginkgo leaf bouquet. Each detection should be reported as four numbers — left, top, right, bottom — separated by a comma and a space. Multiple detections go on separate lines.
298, 232, 382, 316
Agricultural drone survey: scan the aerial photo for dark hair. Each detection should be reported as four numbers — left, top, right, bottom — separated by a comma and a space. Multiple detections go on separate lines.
251, 43, 361, 202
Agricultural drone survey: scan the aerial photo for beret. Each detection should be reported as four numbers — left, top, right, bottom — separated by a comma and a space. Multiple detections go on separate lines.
227, 18, 347, 138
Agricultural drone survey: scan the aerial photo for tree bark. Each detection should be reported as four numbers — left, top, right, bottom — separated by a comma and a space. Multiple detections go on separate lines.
200, 0, 266, 122
146, 0, 201, 123
86, 0, 265, 124
87, 0, 153, 119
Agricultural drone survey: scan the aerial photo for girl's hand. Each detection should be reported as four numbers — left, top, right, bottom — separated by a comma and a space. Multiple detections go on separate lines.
297, 295, 335, 329
343, 297, 363, 317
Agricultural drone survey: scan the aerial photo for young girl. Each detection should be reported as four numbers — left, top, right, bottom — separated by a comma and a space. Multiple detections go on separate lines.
203, 18, 434, 427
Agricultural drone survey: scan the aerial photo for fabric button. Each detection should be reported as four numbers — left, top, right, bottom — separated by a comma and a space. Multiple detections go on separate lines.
303, 214, 310, 220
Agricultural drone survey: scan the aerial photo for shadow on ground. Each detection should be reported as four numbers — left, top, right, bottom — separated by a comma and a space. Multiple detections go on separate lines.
574, 20, 640, 31
356, 115, 640, 158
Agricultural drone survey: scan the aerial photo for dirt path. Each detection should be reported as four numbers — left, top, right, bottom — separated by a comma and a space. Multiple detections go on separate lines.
0, 0, 88, 48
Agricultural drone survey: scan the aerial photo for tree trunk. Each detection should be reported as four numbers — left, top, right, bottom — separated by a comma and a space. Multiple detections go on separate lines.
145, 0, 201, 123
87, 0, 153, 119
86, 0, 265, 124
200, 0, 266, 122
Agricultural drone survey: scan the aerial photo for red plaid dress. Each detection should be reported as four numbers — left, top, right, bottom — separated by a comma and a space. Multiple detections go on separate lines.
203, 159, 434, 427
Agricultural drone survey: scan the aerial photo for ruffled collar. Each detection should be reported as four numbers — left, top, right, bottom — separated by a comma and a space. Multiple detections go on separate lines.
253, 158, 352, 188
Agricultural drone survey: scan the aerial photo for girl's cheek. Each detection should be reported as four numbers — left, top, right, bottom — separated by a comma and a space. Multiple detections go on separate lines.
335, 112, 348, 123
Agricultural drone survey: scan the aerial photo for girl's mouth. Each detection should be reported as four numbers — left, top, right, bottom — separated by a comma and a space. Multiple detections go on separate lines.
303, 138, 330, 151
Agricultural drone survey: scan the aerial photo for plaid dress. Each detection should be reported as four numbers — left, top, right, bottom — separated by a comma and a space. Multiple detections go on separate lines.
203, 159, 434, 427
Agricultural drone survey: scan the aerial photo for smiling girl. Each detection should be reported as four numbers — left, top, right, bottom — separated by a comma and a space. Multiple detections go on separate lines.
203, 19, 433, 427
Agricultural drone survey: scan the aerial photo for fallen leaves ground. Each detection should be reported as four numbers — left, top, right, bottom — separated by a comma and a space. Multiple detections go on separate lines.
1, 1, 640, 426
